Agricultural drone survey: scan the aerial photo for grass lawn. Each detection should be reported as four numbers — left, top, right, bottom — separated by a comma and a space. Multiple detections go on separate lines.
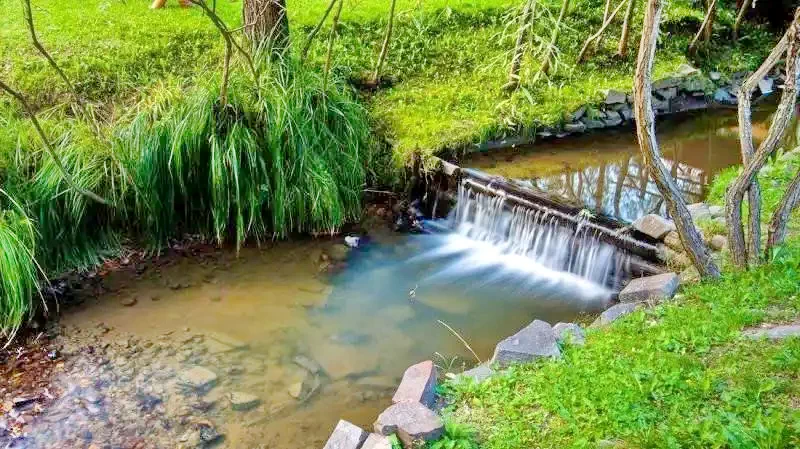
440, 150, 800, 448
0, 0, 778, 162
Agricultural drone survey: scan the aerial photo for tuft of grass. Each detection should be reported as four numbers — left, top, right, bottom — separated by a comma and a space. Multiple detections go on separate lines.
119, 57, 375, 249
0, 191, 43, 340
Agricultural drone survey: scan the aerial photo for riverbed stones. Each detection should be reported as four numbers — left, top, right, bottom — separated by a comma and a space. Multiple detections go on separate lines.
592, 303, 641, 327
323, 420, 368, 449
229, 392, 260, 411
312, 344, 380, 380
178, 367, 218, 392
392, 360, 437, 408
743, 323, 800, 341
491, 320, 561, 368
552, 322, 586, 346
204, 332, 248, 355
632, 214, 675, 240
619, 273, 679, 304
374, 402, 444, 446
362, 433, 393, 449
293, 354, 322, 374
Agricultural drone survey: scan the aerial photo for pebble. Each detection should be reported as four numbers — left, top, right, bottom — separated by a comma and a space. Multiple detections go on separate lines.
120, 297, 138, 307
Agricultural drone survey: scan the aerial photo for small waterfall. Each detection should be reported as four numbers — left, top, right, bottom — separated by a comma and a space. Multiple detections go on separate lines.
449, 181, 630, 289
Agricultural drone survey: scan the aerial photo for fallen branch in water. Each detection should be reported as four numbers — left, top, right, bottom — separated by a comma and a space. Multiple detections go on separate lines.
438, 319, 482, 364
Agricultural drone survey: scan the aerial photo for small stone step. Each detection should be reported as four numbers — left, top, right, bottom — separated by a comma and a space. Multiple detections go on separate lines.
632, 214, 675, 240
392, 360, 437, 408
592, 303, 642, 327
743, 324, 800, 341
491, 320, 561, 368
619, 273, 679, 303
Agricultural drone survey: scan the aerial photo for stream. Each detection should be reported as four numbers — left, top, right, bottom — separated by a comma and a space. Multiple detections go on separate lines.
0, 109, 771, 448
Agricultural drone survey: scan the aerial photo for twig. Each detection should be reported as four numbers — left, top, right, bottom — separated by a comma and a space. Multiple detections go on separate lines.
372, 0, 398, 85
733, 0, 753, 41
437, 320, 481, 364
301, 0, 338, 61
537, 0, 570, 79
0, 78, 110, 206
503, 0, 537, 91
687, 0, 718, 56
577, 0, 627, 64
323, 0, 344, 91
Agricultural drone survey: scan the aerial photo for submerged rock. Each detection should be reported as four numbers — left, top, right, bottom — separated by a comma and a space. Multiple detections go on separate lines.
374, 402, 444, 446
292, 355, 322, 374
229, 392, 260, 411
323, 420, 368, 449
392, 360, 437, 408
178, 367, 218, 392
120, 297, 137, 307
552, 322, 586, 346
619, 273, 680, 304
491, 320, 561, 368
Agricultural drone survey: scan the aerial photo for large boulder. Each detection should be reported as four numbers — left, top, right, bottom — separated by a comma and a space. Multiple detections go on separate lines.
592, 303, 642, 327
374, 402, 444, 447
632, 214, 675, 240
619, 273, 680, 303
392, 360, 437, 409
552, 322, 586, 346
323, 420, 369, 449
490, 320, 561, 368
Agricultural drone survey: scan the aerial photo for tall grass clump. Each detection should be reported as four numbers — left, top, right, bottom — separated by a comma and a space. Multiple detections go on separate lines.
120, 58, 375, 248
0, 191, 43, 339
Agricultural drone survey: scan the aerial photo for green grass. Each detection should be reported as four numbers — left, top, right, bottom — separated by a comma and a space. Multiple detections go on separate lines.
440, 149, 800, 448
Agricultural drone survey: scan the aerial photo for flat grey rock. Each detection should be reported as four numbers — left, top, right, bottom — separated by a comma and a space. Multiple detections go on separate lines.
362, 433, 393, 449
593, 303, 641, 327
632, 214, 675, 240
563, 122, 587, 133
374, 402, 444, 446
758, 77, 774, 95
582, 118, 606, 129
603, 115, 623, 127
491, 320, 561, 368
457, 364, 494, 384
655, 87, 678, 101
743, 324, 800, 341
619, 273, 679, 303
323, 420, 368, 449
552, 322, 586, 346
392, 360, 437, 408
604, 89, 628, 105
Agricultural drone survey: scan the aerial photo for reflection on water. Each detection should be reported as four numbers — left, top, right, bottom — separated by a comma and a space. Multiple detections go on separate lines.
25, 227, 608, 448
467, 110, 771, 223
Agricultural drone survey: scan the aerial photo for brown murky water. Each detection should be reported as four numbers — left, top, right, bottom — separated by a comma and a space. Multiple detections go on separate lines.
466, 110, 772, 223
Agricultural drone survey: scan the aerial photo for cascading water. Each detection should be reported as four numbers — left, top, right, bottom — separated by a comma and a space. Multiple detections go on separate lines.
412, 181, 631, 303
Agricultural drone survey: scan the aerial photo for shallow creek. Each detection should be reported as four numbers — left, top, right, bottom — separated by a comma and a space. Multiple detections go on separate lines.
3, 110, 772, 448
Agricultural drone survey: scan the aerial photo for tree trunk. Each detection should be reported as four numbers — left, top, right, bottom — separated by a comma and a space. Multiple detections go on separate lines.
595, 0, 614, 50
726, 10, 800, 268
733, 0, 753, 41
323, 0, 344, 90
617, 0, 636, 57
634, 0, 720, 278
301, 0, 337, 61
538, 0, 570, 77
703, 0, 715, 45
504, 0, 537, 90
734, 31, 790, 265
243, 0, 289, 52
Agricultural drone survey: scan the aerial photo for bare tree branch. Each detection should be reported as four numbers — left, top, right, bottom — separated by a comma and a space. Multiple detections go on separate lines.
634, 0, 719, 278
687, 0, 717, 56
323, 0, 344, 91
577, 0, 627, 64
301, 0, 338, 61
372, 0, 398, 85
537, 0, 570, 78
616, 0, 636, 57
503, 0, 537, 91
734, 31, 790, 265
733, 0, 753, 41
0, 78, 110, 206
